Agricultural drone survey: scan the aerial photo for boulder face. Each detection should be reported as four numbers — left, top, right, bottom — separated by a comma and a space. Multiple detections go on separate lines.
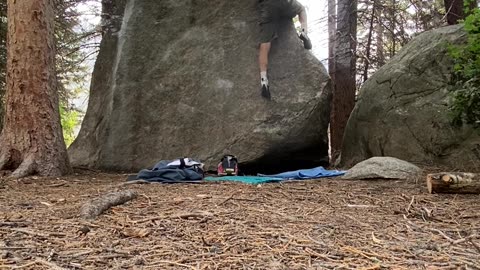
341, 25, 480, 170
341, 157, 422, 180
69, 0, 331, 172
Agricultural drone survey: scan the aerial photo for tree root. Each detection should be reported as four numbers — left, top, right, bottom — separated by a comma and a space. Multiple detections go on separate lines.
0, 149, 37, 179
10, 155, 37, 179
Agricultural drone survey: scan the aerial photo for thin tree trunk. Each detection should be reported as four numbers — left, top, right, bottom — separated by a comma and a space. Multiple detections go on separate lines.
444, 0, 477, 25
331, 0, 357, 162
390, 0, 396, 57
376, 7, 385, 67
328, 0, 336, 81
0, 0, 71, 178
0, 1, 6, 132
363, 0, 376, 83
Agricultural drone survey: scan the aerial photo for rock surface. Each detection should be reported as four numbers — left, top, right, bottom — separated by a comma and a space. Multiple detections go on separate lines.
69, 0, 331, 172
342, 157, 422, 180
341, 25, 480, 170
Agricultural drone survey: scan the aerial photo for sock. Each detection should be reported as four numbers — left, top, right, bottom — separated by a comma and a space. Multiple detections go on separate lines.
260, 71, 268, 86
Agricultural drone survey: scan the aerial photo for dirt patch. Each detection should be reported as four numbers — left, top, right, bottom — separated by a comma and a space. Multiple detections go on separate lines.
0, 171, 479, 269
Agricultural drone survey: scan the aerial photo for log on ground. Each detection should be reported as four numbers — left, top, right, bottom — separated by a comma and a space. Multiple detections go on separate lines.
427, 172, 480, 194
80, 190, 137, 220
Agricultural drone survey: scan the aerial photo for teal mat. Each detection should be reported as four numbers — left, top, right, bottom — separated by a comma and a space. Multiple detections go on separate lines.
204, 176, 283, 184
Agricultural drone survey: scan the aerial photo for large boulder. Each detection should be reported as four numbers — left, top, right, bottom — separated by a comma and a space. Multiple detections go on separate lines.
341, 25, 480, 170
69, 0, 331, 172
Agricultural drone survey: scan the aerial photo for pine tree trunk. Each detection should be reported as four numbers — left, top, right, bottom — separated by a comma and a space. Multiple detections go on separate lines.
376, 8, 385, 67
0, 0, 71, 178
390, 0, 396, 57
362, 0, 376, 83
331, 0, 357, 161
0, 1, 6, 132
444, 0, 476, 25
328, 0, 336, 81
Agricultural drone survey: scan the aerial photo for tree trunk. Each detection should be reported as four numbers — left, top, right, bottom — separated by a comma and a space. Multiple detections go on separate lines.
330, 0, 357, 162
376, 7, 385, 67
0, 0, 71, 178
363, 0, 376, 83
390, 0, 396, 58
444, 0, 477, 25
427, 172, 480, 194
328, 0, 336, 81
0, 1, 6, 132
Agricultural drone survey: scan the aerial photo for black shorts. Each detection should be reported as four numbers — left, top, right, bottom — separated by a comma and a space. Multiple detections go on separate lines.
258, 0, 304, 43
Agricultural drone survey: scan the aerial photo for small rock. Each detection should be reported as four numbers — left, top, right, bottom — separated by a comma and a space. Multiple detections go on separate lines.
77, 226, 91, 236
342, 156, 422, 180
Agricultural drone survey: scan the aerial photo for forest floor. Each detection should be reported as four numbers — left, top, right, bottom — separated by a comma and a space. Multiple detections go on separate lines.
0, 169, 480, 270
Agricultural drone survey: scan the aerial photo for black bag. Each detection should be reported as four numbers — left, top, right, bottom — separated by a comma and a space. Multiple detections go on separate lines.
132, 158, 204, 183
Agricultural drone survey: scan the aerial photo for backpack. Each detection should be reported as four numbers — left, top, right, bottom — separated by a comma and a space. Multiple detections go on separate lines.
217, 155, 239, 176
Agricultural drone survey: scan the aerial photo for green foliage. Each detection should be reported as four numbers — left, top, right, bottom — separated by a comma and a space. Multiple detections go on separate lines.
60, 106, 81, 147
448, 8, 480, 128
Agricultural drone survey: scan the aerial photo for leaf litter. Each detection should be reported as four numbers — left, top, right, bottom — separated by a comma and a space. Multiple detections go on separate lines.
0, 170, 479, 269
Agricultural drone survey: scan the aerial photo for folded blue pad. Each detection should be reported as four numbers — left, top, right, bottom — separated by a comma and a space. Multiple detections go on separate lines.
258, 166, 346, 180
204, 176, 283, 184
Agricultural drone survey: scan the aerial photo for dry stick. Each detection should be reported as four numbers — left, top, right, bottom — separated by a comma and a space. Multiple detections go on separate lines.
0, 246, 34, 250
440, 234, 479, 248
0, 222, 29, 227
133, 211, 213, 224
121, 180, 151, 186
219, 192, 238, 206
35, 258, 67, 270
45, 181, 68, 188
80, 190, 137, 220
147, 260, 197, 270
7, 228, 50, 238
469, 239, 480, 253
431, 228, 455, 243
13, 259, 67, 270
405, 195, 415, 213
12, 261, 38, 269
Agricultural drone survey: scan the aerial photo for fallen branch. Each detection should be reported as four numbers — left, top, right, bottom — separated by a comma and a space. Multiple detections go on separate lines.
427, 172, 480, 194
80, 190, 137, 220
7, 228, 65, 238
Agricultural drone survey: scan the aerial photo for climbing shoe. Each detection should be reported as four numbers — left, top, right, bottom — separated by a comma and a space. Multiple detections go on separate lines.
299, 31, 312, 50
261, 83, 271, 100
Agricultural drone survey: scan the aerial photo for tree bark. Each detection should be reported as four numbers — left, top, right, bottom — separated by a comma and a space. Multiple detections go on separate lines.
376, 7, 385, 67
427, 172, 480, 194
330, 0, 357, 161
362, 0, 376, 83
390, 0, 396, 58
444, 0, 477, 25
0, 1, 6, 132
328, 0, 336, 81
0, 0, 71, 178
